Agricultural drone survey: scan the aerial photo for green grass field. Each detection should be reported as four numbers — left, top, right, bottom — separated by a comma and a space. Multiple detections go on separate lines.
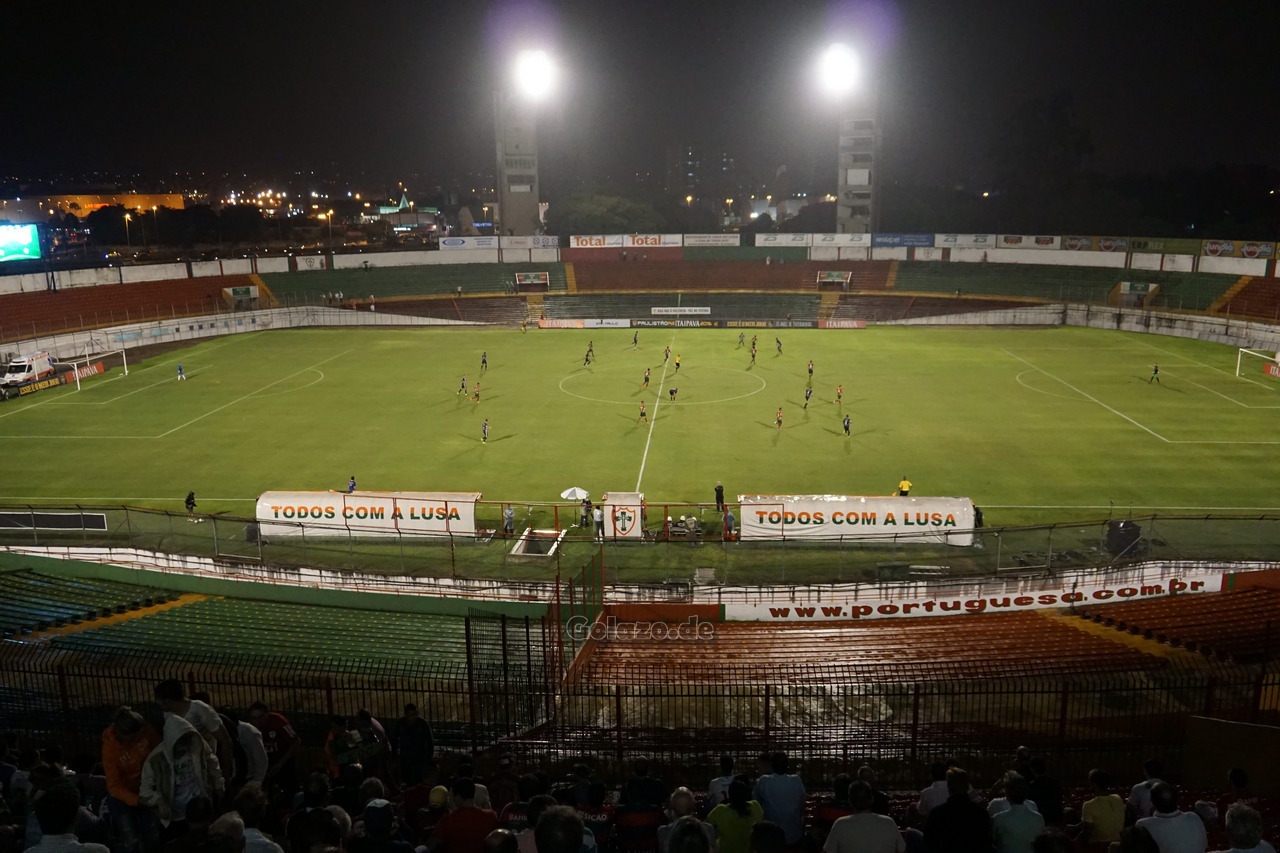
2, 324, 1279, 581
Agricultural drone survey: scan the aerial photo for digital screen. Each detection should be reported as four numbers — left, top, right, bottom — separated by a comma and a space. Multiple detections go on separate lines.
0, 224, 41, 263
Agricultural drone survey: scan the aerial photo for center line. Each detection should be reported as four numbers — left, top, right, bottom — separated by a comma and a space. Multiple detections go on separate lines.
636, 332, 678, 491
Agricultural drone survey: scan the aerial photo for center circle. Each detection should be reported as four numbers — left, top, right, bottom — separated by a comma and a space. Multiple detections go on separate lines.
558, 365, 767, 405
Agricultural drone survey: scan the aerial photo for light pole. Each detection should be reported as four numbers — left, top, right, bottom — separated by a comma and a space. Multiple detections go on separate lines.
123, 213, 132, 248
326, 210, 334, 246
153, 206, 160, 247
817, 43, 876, 234
494, 49, 557, 236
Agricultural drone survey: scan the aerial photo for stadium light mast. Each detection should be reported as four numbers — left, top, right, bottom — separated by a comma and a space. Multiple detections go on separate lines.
816, 43, 877, 234
494, 49, 557, 237
123, 213, 132, 248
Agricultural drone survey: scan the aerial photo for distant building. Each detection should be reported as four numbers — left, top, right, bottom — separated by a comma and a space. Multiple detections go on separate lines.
0, 193, 185, 224
365, 192, 447, 240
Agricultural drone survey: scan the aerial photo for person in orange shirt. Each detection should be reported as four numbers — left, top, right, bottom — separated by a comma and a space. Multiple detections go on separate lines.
102, 706, 162, 853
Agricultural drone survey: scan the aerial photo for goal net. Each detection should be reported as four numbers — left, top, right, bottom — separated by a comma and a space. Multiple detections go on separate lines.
1235, 348, 1280, 379
63, 349, 128, 391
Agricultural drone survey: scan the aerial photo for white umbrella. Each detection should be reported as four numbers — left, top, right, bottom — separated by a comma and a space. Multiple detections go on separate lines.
560, 486, 589, 501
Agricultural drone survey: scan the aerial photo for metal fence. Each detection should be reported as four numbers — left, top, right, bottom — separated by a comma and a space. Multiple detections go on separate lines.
1, 640, 1275, 788
6, 503, 1280, 586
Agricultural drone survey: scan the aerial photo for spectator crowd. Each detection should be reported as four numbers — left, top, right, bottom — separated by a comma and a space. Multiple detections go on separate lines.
0, 683, 1274, 853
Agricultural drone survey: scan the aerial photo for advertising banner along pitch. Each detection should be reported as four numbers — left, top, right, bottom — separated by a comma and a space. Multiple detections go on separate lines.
738, 494, 975, 545
256, 491, 480, 537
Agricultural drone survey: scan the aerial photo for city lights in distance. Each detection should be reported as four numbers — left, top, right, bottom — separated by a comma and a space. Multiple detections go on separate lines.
817, 43, 859, 97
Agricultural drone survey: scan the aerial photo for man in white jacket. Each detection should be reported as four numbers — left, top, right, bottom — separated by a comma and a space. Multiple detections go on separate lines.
140, 712, 225, 828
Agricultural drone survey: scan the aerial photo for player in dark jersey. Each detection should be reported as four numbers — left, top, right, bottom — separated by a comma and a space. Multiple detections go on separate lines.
458, 376, 467, 395
843, 414, 851, 436
669, 387, 678, 402
804, 387, 813, 409
641, 368, 651, 388
637, 401, 647, 423
482, 419, 489, 443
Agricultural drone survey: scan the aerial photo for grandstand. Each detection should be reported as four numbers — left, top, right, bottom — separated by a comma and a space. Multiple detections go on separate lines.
0, 568, 179, 636
259, 262, 569, 304
1077, 585, 1280, 663
567, 260, 893, 293
0, 275, 259, 343
45, 595, 473, 666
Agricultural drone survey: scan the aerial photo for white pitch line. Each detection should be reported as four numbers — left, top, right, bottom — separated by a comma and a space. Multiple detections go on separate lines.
635, 333, 678, 491
51, 368, 213, 405
0, 496, 258, 502
985, 504, 1280, 511
1160, 370, 1280, 409
1137, 338, 1280, 391
1003, 349, 1170, 442
155, 349, 353, 438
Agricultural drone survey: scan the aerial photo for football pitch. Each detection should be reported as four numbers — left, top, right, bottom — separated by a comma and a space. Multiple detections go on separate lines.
2, 323, 1279, 562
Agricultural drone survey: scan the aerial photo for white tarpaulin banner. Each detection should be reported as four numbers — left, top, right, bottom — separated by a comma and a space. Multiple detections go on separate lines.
811, 233, 873, 247
625, 234, 683, 247
998, 235, 1061, 250
499, 235, 559, 249
256, 490, 480, 537
738, 494, 975, 545
725, 570, 1220, 621
570, 235, 625, 248
935, 234, 997, 248
440, 236, 498, 250
756, 234, 813, 247
684, 234, 740, 246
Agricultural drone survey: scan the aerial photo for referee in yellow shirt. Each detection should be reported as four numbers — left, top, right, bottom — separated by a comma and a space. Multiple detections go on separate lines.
897, 476, 912, 496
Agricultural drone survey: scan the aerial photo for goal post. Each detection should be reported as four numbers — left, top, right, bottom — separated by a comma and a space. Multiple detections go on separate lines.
63, 349, 128, 391
1236, 348, 1280, 379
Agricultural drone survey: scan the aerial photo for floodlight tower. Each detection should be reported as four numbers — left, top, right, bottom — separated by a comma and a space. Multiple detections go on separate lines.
817, 43, 878, 234
494, 49, 557, 237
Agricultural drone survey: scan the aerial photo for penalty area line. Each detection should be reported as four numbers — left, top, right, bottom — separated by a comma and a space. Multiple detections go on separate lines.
155, 349, 353, 438
1003, 348, 1170, 442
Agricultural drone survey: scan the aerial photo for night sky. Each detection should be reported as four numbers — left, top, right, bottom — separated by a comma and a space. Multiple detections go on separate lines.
6, 0, 1278, 188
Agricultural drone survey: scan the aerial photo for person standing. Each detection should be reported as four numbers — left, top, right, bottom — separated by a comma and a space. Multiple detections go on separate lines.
588, 341, 594, 358
674, 354, 681, 372
804, 388, 813, 409
472, 383, 481, 403
583, 349, 592, 367
633, 330, 638, 349
176, 363, 186, 381
775, 408, 783, 431
482, 419, 489, 444
738, 332, 745, 348
503, 505, 515, 536
348, 476, 356, 493
458, 376, 468, 395
391, 701, 437, 788
843, 415, 851, 436
185, 492, 197, 519
102, 707, 162, 853
593, 506, 605, 542
481, 352, 488, 372
753, 752, 806, 847
807, 360, 814, 383
835, 385, 843, 405
637, 402, 647, 423
154, 679, 235, 790
1149, 363, 1160, 384
642, 368, 651, 389
750, 347, 756, 366
714, 482, 725, 513
897, 476, 911, 497
775, 338, 782, 354
247, 702, 300, 797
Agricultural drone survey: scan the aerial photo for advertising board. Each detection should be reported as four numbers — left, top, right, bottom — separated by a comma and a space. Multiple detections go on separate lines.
439, 236, 499, 250
256, 490, 480, 538
738, 494, 975, 545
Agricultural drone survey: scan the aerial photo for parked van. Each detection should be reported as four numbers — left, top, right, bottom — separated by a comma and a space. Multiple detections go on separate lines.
1, 352, 56, 387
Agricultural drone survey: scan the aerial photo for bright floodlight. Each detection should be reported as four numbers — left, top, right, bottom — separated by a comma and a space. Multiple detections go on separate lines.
513, 50, 556, 99
818, 43, 859, 96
